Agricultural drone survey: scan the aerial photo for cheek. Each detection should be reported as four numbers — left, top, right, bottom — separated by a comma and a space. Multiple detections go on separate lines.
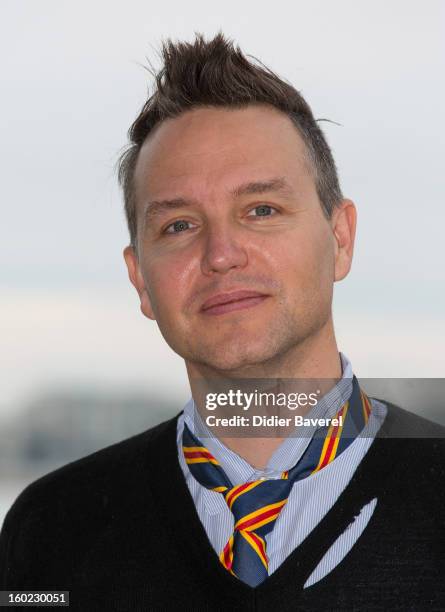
142, 252, 197, 314
305, 231, 336, 297
268, 228, 334, 292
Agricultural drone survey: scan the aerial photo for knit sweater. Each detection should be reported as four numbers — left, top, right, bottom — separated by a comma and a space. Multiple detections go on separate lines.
0, 402, 444, 611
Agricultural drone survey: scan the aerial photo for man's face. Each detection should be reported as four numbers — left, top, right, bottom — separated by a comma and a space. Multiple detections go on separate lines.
124, 105, 353, 373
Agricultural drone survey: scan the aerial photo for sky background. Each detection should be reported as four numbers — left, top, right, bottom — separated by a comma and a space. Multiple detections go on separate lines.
1, 0, 444, 420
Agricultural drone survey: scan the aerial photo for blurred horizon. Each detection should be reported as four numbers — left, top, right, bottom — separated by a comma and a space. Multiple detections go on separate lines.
1, 377, 444, 527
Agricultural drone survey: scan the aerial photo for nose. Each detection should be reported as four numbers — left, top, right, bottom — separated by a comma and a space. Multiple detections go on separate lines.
200, 225, 248, 276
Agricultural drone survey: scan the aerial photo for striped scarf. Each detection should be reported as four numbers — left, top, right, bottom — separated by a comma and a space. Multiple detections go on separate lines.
182, 375, 372, 587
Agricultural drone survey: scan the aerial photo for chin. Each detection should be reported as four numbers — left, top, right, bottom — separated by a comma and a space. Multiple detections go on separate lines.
191, 339, 281, 374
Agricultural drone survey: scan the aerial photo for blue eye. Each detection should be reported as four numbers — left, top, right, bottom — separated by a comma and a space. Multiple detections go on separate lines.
165, 220, 191, 234
248, 205, 276, 217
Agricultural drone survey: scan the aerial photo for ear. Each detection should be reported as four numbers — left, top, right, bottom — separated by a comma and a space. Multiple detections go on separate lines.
332, 199, 357, 282
123, 246, 156, 320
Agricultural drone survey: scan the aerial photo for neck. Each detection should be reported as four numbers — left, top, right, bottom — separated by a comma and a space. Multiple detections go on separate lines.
186, 320, 343, 469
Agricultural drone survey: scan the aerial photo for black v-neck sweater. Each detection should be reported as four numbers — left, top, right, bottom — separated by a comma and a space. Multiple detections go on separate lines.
0, 402, 444, 611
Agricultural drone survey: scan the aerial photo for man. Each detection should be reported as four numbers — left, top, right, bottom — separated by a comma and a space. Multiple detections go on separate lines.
0, 33, 443, 610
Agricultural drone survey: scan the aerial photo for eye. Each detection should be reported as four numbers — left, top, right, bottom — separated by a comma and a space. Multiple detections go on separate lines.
164, 219, 196, 234
247, 204, 277, 217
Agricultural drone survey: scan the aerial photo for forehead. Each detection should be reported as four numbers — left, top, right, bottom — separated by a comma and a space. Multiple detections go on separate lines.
133, 105, 313, 207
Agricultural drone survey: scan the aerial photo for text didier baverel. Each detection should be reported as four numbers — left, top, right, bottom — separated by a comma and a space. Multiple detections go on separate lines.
205, 415, 343, 427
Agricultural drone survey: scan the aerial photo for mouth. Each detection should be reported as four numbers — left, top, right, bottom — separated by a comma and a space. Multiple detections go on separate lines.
200, 290, 270, 316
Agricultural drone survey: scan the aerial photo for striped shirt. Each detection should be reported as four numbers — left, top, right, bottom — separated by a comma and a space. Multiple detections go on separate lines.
177, 353, 387, 588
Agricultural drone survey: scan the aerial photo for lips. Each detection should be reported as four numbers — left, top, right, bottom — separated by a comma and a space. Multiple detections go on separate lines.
201, 290, 269, 313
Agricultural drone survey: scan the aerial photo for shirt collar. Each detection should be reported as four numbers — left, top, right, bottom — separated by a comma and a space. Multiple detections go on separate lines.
182, 352, 353, 485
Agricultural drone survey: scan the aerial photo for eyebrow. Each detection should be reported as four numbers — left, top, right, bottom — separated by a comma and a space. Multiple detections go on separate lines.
142, 176, 294, 225
231, 176, 293, 198
142, 197, 192, 224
